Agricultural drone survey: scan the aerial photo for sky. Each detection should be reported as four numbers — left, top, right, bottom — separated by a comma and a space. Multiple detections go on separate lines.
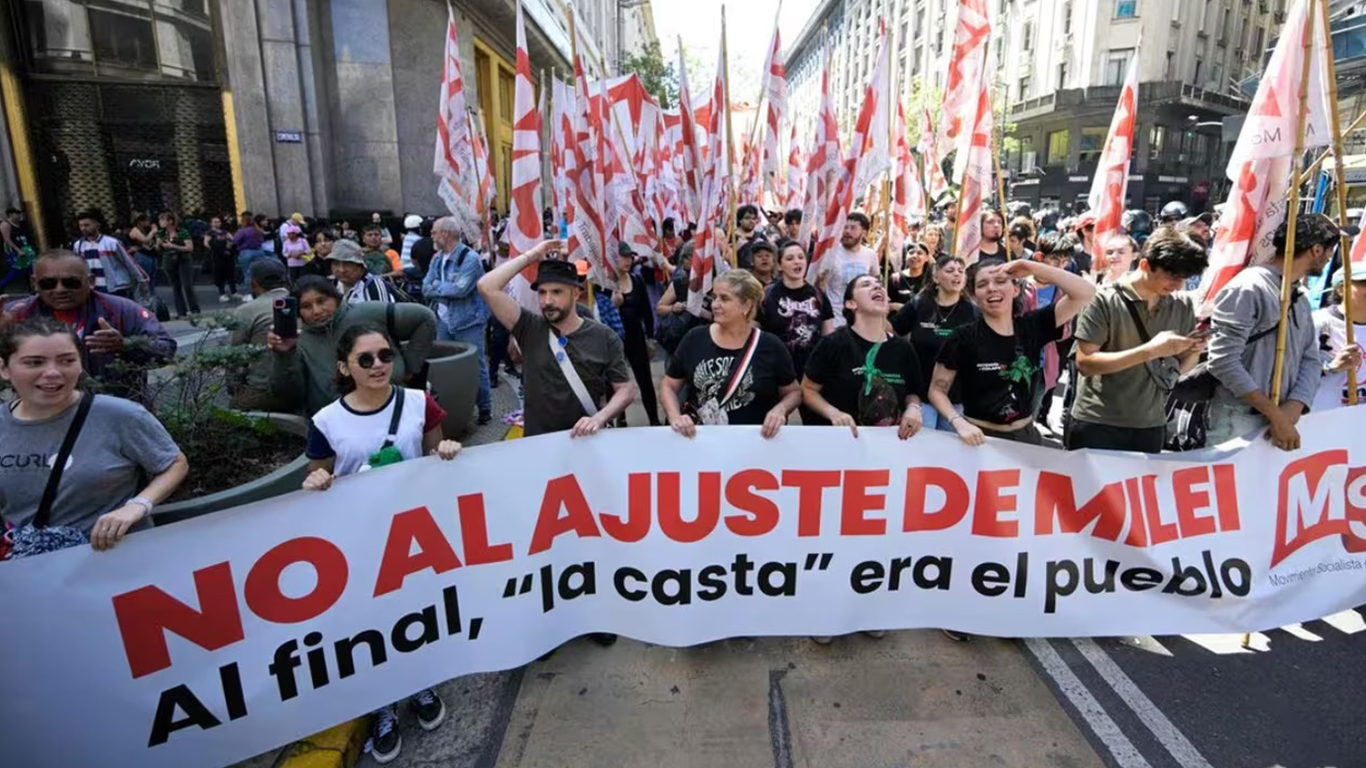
652, 0, 822, 106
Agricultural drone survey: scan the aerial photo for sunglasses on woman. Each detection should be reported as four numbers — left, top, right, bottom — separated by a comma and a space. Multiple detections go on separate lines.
37, 277, 83, 290
356, 348, 395, 369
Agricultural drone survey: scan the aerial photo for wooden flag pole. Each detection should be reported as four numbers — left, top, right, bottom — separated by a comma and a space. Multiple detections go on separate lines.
879, 0, 896, 283
467, 107, 496, 251
1319, 0, 1359, 405
561, 0, 596, 309
993, 7, 1009, 227
723, 5, 738, 267
1270, 0, 1318, 409
1297, 109, 1366, 185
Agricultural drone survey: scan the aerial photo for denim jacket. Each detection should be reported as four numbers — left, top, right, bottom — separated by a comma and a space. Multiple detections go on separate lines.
422, 243, 489, 332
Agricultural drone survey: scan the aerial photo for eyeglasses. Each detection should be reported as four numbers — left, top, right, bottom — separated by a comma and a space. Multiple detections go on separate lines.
355, 349, 396, 369
37, 277, 83, 291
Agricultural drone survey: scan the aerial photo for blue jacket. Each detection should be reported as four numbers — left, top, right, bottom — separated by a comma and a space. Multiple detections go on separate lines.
422, 243, 488, 332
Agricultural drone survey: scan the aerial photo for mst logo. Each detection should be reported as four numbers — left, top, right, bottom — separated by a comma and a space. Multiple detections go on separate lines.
1274, 450, 1366, 568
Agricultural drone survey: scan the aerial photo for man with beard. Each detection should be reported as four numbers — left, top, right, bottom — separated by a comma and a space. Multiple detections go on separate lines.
978, 211, 1005, 262
478, 239, 634, 438
1206, 213, 1348, 449
814, 212, 877, 328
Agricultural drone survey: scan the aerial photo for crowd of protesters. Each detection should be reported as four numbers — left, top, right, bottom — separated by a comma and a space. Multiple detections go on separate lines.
1, 195, 1364, 761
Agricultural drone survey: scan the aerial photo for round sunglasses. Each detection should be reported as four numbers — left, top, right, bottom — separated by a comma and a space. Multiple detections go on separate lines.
37, 277, 83, 291
355, 348, 396, 369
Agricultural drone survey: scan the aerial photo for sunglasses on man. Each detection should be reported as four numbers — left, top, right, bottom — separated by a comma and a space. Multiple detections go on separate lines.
355, 348, 396, 369
37, 277, 83, 291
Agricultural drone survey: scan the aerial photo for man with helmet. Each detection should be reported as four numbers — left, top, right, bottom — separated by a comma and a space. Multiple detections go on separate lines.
1159, 201, 1189, 224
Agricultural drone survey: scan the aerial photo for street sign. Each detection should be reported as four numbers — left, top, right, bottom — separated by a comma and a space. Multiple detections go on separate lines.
275, 131, 303, 143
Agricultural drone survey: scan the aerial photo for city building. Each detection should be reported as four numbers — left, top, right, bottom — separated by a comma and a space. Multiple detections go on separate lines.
0, 0, 636, 248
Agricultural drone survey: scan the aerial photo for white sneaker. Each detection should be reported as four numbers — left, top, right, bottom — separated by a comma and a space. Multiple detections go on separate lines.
218, 294, 230, 303
862, 630, 888, 640
811, 636, 834, 645
240, 294, 251, 302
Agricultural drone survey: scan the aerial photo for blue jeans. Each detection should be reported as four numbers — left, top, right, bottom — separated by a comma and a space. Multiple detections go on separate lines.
134, 253, 158, 289
440, 319, 491, 416
237, 248, 264, 293
921, 401, 963, 433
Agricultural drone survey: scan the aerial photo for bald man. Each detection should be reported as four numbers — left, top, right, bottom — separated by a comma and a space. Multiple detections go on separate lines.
0, 250, 176, 403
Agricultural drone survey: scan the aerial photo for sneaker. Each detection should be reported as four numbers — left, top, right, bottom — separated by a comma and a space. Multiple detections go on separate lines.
941, 629, 971, 642
240, 294, 251, 303
478, 411, 493, 425
862, 630, 888, 640
366, 706, 402, 764
218, 294, 230, 303
505, 364, 521, 378
409, 688, 446, 731
811, 636, 834, 645
589, 632, 618, 647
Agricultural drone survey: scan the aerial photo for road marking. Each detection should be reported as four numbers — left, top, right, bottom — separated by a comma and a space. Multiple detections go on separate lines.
1072, 638, 1215, 768
1023, 639, 1154, 768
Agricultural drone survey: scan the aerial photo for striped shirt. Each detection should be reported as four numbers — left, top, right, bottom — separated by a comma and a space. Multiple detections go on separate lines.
72, 235, 136, 291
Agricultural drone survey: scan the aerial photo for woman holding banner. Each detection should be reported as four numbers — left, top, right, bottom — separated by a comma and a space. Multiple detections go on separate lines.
0, 316, 187, 558
661, 270, 801, 437
299, 324, 461, 764
928, 258, 1095, 446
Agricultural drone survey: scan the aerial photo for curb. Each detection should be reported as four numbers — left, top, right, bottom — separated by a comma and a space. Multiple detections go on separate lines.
274, 719, 366, 768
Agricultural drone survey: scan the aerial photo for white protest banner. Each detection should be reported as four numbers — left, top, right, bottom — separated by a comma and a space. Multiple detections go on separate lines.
4, 416, 1366, 768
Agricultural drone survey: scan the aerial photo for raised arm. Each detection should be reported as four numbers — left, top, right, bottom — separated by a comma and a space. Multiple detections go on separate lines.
478, 239, 562, 330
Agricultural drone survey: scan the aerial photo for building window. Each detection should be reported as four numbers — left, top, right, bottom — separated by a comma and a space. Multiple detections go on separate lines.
1079, 127, 1108, 162
1115, 0, 1138, 18
1047, 130, 1070, 165
1018, 75, 1031, 98
1062, 1, 1073, 33
89, 9, 157, 72
1193, 56, 1203, 84
1210, 62, 1222, 88
1023, 21, 1034, 51
1172, 0, 1182, 22
1149, 125, 1166, 161
1166, 49, 1176, 78
1057, 62, 1068, 90
1019, 135, 1036, 172
498, 68, 514, 123
1104, 49, 1133, 85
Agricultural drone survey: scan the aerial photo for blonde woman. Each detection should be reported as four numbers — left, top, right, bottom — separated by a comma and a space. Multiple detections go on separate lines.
661, 269, 801, 437
921, 223, 947, 260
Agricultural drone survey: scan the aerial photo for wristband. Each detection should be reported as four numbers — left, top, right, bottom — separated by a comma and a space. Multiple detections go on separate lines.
128, 496, 155, 516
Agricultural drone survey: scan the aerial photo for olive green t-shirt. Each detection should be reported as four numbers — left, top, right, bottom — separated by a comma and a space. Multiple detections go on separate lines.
1070, 282, 1197, 429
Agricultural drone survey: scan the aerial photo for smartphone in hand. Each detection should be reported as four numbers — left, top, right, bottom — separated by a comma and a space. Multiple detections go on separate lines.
273, 296, 299, 339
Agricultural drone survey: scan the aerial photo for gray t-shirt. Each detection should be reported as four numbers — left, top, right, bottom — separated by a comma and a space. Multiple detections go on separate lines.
511, 308, 631, 436
1070, 283, 1197, 429
0, 394, 181, 533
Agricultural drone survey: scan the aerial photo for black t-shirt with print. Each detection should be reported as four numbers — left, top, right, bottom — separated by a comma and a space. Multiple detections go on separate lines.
803, 327, 922, 426
665, 326, 796, 425
887, 269, 933, 307
891, 296, 979, 400
936, 304, 1062, 424
760, 282, 833, 377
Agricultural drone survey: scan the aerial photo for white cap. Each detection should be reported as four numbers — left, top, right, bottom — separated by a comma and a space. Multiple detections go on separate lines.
404, 214, 422, 230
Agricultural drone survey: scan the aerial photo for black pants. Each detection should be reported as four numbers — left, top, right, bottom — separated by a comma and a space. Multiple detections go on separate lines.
212, 252, 236, 295
1064, 420, 1166, 453
623, 324, 660, 426
488, 319, 512, 378
165, 253, 200, 316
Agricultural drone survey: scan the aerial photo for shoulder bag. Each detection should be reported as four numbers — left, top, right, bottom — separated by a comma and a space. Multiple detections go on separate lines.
4, 391, 96, 560
687, 328, 762, 425
549, 329, 601, 418
363, 385, 407, 470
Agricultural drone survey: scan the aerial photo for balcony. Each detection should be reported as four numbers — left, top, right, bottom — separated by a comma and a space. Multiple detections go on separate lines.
1010, 92, 1056, 120
1008, 81, 1248, 123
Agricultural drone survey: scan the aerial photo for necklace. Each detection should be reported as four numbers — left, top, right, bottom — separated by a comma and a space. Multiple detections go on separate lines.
934, 300, 959, 326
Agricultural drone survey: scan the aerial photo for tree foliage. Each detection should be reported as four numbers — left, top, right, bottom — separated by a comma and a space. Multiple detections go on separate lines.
621, 41, 678, 108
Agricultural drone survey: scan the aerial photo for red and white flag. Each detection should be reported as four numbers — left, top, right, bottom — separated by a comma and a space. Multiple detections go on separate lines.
567, 40, 611, 288
759, 23, 787, 200
471, 112, 496, 221
688, 42, 729, 316
785, 122, 805, 211
675, 41, 703, 226
506, 2, 543, 307
432, 8, 481, 238
955, 77, 994, 262
1086, 43, 1140, 249
1349, 208, 1366, 270
800, 43, 841, 251
1196, 0, 1332, 311
920, 109, 951, 202
741, 133, 763, 207
889, 102, 917, 257
938, 0, 991, 165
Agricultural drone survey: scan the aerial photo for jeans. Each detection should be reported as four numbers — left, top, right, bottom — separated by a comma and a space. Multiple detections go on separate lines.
1206, 397, 1267, 447
920, 401, 964, 432
134, 253, 158, 290
1064, 420, 1166, 453
237, 248, 265, 294
441, 319, 491, 416
165, 252, 200, 316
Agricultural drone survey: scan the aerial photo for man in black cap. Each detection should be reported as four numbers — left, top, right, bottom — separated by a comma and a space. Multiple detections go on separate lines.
1206, 212, 1357, 450
478, 239, 635, 438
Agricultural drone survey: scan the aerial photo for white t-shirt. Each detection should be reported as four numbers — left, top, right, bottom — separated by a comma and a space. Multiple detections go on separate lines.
815, 244, 878, 327
1312, 305, 1366, 412
306, 388, 440, 476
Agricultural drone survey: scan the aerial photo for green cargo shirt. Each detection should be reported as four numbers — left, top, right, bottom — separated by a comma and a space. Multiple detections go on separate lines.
1070, 281, 1197, 429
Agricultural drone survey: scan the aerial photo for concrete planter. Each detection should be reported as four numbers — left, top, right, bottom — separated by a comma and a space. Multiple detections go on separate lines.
153, 412, 311, 525
425, 340, 479, 436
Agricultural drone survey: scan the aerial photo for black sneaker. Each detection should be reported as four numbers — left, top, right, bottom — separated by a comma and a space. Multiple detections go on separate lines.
367, 706, 402, 764
589, 632, 618, 647
506, 364, 521, 378
478, 411, 493, 425
409, 687, 446, 731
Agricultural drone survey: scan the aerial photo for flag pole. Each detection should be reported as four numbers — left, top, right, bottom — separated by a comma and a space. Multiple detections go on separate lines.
993, 6, 1009, 229
467, 107, 495, 250
1270, 0, 1318, 408
745, 0, 783, 205
723, 5, 738, 267
1298, 109, 1366, 184
879, 6, 895, 283
562, 0, 597, 309
1319, 0, 1358, 405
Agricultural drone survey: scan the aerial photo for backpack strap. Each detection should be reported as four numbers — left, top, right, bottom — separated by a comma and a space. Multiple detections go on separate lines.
379, 386, 405, 450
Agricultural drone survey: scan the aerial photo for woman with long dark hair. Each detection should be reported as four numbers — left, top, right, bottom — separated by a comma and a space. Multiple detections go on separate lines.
300, 324, 460, 763
891, 255, 978, 431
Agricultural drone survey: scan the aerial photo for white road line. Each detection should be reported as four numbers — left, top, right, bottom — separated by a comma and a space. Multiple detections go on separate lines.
1073, 638, 1216, 768
1023, 638, 1154, 768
